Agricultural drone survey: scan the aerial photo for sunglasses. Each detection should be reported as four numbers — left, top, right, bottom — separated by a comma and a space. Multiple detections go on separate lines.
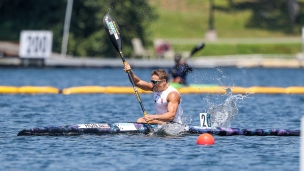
150, 80, 162, 85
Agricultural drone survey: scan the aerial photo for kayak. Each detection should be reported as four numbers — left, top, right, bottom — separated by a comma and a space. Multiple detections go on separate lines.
17, 122, 300, 136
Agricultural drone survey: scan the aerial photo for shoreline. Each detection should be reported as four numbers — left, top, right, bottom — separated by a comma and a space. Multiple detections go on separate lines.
0, 54, 303, 68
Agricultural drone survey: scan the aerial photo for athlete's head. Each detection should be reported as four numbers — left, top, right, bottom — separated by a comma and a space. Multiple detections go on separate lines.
151, 69, 168, 84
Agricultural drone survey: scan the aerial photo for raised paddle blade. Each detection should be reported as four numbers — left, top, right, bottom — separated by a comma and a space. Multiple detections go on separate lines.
190, 42, 205, 57
103, 13, 152, 133
103, 14, 122, 53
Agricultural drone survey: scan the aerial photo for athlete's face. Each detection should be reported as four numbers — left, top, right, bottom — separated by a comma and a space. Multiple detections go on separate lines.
150, 75, 165, 88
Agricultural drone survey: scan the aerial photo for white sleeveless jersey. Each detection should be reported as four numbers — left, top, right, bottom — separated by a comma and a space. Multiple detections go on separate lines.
153, 85, 183, 123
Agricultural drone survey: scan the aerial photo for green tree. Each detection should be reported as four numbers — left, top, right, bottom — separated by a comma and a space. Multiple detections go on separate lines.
224, 0, 304, 34
0, 0, 157, 58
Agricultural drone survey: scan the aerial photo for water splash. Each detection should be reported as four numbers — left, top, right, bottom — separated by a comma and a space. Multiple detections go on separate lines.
153, 123, 188, 136
207, 87, 248, 128
181, 115, 192, 126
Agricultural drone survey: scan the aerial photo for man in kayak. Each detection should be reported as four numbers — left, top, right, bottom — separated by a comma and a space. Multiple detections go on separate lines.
124, 63, 183, 124
168, 54, 193, 85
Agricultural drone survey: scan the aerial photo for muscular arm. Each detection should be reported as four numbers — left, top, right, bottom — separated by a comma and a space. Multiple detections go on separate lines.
125, 64, 153, 91
146, 91, 180, 123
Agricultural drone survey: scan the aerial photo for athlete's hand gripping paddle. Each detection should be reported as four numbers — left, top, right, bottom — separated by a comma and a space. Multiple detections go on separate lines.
103, 14, 152, 132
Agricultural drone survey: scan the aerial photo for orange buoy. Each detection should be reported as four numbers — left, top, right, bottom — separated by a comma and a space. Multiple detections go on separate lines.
197, 133, 215, 145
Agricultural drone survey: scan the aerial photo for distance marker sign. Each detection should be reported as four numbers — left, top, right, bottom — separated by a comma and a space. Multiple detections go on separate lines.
19, 31, 53, 58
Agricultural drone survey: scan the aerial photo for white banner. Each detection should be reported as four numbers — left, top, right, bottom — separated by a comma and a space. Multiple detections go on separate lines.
19, 31, 53, 58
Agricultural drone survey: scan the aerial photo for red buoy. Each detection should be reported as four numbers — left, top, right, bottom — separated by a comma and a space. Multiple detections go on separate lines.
197, 133, 215, 145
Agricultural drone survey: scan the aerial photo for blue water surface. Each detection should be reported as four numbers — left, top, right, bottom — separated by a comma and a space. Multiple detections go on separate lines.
0, 67, 303, 171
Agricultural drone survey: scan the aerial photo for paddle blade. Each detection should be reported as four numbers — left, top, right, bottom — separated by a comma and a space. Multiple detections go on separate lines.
103, 14, 122, 53
190, 42, 205, 57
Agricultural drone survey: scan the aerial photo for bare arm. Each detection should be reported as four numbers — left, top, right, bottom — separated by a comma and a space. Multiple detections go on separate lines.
124, 63, 153, 91
144, 91, 180, 123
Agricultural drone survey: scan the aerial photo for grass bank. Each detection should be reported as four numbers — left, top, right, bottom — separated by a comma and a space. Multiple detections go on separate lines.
148, 0, 303, 57
173, 42, 301, 58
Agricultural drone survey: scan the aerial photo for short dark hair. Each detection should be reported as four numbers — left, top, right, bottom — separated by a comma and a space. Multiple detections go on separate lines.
151, 69, 168, 82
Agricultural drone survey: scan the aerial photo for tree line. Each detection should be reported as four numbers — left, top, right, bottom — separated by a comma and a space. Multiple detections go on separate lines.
225, 0, 303, 33
0, 0, 157, 58
0, 0, 303, 58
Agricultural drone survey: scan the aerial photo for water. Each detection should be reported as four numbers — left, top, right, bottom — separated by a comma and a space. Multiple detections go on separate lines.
0, 67, 303, 171
207, 88, 242, 128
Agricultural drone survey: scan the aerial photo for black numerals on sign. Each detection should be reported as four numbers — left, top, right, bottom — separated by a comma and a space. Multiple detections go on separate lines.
26, 35, 47, 55
201, 114, 212, 127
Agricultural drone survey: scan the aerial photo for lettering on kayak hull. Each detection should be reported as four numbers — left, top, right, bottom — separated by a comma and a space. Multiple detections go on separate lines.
78, 123, 110, 129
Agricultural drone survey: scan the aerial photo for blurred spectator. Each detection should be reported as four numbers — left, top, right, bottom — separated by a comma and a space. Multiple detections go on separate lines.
155, 40, 172, 57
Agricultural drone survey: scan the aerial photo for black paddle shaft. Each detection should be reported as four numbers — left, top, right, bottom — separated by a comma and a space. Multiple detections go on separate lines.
103, 14, 148, 117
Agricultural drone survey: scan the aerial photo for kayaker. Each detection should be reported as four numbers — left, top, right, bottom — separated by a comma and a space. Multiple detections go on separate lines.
124, 63, 183, 124
168, 54, 193, 85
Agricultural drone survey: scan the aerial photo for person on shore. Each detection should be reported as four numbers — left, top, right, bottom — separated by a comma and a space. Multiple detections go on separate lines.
124, 63, 183, 124
168, 54, 193, 85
